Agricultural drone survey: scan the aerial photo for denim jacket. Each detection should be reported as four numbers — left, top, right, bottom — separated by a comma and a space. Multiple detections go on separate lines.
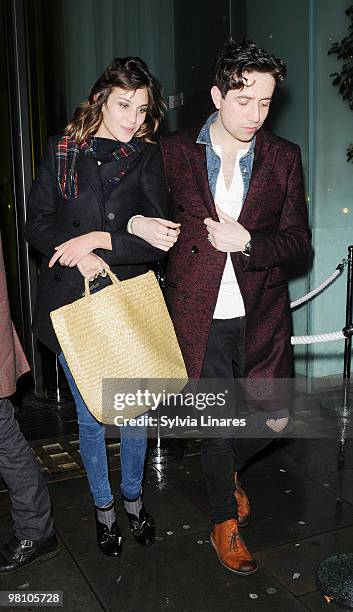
196, 111, 256, 205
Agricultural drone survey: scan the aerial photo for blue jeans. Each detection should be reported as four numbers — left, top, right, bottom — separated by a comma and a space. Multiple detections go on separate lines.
58, 353, 147, 507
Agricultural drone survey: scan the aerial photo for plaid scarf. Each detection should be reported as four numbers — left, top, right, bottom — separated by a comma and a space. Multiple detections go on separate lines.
56, 135, 144, 200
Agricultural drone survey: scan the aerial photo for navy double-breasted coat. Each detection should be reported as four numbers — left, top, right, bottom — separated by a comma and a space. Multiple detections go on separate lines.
25, 136, 167, 354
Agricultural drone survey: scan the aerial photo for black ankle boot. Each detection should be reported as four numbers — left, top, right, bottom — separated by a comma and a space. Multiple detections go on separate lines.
95, 504, 124, 557
125, 505, 155, 547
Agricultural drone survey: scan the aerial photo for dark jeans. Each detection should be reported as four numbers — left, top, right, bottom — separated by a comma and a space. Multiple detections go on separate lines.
200, 318, 277, 524
0, 398, 54, 541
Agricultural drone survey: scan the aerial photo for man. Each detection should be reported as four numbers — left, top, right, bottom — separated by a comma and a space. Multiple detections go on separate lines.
159, 40, 311, 575
0, 234, 58, 573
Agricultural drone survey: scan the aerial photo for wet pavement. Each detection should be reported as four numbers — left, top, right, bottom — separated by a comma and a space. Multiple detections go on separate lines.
1, 397, 353, 611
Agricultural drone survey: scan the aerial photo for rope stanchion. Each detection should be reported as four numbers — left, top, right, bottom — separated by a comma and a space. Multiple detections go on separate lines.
342, 246, 353, 411
315, 253, 353, 607
288, 248, 353, 608
290, 259, 346, 310
314, 246, 353, 425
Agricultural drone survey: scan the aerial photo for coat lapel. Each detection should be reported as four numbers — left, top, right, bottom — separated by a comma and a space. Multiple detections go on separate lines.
238, 129, 279, 227
76, 155, 105, 207
177, 127, 279, 224
180, 128, 279, 224
182, 142, 218, 219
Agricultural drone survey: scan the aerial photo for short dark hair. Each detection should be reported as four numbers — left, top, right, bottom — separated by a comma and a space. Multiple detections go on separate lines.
214, 39, 287, 97
65, 57, 165, 143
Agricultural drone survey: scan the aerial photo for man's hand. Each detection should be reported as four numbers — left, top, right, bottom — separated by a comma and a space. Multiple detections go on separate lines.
204, 205, 250, 252
48, 233, 100, 268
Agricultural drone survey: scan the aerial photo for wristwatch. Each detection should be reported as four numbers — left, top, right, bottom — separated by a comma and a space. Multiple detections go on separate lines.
243, 240, 252, 256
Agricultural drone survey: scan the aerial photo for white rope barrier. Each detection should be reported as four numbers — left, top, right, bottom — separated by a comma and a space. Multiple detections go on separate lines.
290, 261, 345, 309
291, 330, 345, 345
289, 258, 351, 344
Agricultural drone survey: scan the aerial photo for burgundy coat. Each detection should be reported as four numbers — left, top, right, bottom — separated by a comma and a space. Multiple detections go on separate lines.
0, 236, 30, 398
160, 127, 311, 380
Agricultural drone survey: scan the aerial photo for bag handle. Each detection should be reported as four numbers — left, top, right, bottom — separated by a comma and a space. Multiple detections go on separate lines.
84, 269, 120, 300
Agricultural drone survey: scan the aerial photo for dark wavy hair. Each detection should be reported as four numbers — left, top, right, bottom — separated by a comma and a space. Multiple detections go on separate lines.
214, 39, 287, 97
65, 57, 166, 143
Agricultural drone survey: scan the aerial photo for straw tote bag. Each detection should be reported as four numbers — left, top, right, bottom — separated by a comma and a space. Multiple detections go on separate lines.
50, 269, 187, 423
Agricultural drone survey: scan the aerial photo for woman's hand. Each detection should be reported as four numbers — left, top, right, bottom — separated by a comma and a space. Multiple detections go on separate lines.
76, 254, 110, 280
131, 217, 181, 252
48, 232, 103, 268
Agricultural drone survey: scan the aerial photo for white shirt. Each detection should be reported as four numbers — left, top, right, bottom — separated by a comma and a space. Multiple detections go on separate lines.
213, 146, 247, 319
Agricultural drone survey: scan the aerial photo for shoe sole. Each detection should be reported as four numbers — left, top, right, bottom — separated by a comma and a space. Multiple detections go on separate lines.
210, 535, 258, 576
1, 546, 59, 575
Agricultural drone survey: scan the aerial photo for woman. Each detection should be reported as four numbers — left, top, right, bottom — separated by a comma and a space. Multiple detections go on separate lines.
25, 57, 179, 557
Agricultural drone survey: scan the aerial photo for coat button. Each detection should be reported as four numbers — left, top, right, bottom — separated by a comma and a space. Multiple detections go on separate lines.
191, 246, 199, 254
54, 274, 62, 281
107, 212, 115, 220
72, 219, 80, 227
178, 205, 185, 212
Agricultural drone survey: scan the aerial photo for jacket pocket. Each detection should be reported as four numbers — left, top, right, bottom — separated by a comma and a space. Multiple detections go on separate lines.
164, 279, 187, 304
266, 267, 287, 289
267, 278, 287, 289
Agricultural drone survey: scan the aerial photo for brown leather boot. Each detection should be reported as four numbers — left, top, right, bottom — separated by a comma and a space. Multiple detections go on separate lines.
235, 474, 250, 527
210, 519, 258, 575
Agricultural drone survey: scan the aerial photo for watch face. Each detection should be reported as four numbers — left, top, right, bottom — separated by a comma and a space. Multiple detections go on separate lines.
244, 241, 252, 254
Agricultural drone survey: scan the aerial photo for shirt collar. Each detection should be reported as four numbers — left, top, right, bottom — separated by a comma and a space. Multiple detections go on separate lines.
197, 111, 218, 145
196, 111, 256, 156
